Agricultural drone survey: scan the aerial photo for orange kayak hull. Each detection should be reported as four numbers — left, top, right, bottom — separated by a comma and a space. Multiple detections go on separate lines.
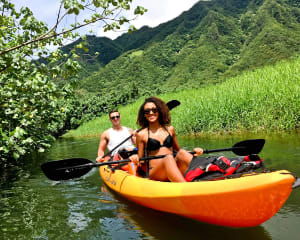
100, 167, 295, 227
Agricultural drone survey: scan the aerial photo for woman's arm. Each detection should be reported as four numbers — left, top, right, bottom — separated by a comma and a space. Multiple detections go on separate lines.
129, 130, 145, 165
136, 131, 145, 158
170, 125, 180, 152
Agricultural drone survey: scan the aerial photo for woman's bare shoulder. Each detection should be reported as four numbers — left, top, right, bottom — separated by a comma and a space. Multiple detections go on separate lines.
166, 125, 175, 132
163, 125, 175, 136
137, 128, 148, 138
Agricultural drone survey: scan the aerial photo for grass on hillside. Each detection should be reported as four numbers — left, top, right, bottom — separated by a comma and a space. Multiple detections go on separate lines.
63, 57, 300, 138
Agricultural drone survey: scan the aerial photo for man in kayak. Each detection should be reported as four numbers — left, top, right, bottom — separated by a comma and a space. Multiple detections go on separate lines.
96, 110, 136, 162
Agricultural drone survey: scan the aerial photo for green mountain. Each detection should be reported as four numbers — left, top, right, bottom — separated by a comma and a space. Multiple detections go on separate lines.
64, 0, 300, 97
59, 35, 123, 78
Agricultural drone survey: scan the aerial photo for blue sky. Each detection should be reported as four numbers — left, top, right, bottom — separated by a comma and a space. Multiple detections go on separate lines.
13, 0, 200, 39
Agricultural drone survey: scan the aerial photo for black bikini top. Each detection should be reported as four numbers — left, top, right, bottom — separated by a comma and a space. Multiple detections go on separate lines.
147, 127, 173, 151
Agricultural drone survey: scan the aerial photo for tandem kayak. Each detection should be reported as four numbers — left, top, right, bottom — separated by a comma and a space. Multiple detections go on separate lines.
99, 166, 296, 228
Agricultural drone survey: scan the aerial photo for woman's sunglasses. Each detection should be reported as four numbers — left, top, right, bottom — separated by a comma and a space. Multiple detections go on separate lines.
144, 108, 158, 115
110, 115, 120, 120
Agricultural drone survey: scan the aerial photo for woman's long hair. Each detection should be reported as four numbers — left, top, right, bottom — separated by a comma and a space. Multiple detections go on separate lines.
137, 96, 171, 128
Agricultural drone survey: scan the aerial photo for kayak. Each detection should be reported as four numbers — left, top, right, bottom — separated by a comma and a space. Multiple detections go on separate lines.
99, 166, 295, 227
40, 137, 298, 227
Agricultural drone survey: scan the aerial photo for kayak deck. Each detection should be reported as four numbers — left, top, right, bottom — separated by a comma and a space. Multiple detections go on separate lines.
99, 166, 295, 227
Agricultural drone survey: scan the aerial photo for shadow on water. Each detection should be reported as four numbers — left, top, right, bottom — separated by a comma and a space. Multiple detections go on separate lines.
101, 184, 272, 240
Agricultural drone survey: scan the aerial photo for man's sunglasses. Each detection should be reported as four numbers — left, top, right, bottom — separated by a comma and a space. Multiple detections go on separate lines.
144, 108, 158, 115
110, 115, 120, 120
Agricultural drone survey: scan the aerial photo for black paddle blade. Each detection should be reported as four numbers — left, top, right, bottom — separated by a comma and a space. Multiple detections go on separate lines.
232, 139, 265, 156
41, 158, 93, 181
166, 100, 180, 110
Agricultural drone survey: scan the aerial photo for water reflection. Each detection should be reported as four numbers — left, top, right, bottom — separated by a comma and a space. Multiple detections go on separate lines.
0, 133, 299, 240
101, 184, 272, 240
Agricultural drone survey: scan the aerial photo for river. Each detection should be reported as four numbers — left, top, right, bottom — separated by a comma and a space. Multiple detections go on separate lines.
1, 133, 299, 239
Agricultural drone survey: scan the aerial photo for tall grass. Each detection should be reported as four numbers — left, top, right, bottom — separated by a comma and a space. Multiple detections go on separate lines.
64, 57, 300, 138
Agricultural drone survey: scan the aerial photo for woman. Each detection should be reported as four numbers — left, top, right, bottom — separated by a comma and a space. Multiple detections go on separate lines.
131, 97, 203, 182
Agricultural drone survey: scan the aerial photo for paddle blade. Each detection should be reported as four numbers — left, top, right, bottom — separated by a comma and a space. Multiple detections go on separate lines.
41, 158, 93, 181
233, 139, 265, 156
292, 178, 300, 189
166, 100, 180, 110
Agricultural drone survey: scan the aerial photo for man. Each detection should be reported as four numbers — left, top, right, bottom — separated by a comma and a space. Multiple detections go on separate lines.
96, 110, 135, 162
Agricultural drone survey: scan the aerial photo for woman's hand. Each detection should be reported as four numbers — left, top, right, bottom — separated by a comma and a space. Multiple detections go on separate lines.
193, 148, 203, 157
96, 156, 104, 162
129, 154, 139, 165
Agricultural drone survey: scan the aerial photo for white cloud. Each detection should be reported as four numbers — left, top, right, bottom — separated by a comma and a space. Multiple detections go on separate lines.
98, 0, 199, 39
12, 0, 200, 39
131, 0, 199, 29
14, 0, 61, 25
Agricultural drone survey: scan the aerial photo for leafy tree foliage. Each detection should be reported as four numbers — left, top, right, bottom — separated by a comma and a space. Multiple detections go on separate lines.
0, 0, 146, 165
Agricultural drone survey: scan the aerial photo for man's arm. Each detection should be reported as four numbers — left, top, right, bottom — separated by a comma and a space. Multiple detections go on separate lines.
96, 130, 109, 162
128, 128, 137, 145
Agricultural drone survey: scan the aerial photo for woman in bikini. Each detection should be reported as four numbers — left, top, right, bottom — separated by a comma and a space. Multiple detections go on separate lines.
131, 96, 203, 182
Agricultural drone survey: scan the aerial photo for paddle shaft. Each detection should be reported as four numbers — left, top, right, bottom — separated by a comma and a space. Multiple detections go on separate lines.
57, 154, 170, 171
204, 147, 244, 154
123, 145, 247, 157
102, 128, 141, 159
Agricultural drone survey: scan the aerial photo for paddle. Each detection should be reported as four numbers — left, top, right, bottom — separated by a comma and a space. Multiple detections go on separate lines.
203, 139, 265, 156
101, 99, 181, 159
41, 139, 265, 181
119, 139, 265, 157
41, 154, 168, 181
292, 178, 300, 189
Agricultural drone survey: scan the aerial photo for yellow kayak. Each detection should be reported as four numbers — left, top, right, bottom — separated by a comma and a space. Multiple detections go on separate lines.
100, 166, 295, 227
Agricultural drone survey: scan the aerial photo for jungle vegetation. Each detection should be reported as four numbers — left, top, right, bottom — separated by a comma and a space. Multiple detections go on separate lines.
1, 0, 299, 165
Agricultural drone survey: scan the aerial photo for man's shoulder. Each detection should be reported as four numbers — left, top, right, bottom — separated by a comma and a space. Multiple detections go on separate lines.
123, 126, 133, 131
103, 128, 112, 133
119, 126, 133, 133
101, 128, 111, 137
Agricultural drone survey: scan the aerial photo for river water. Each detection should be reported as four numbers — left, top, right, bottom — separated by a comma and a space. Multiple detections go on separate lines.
1, 133, 299, 240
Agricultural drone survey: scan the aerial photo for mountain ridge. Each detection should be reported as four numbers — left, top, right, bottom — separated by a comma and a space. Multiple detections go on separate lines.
60, 0, 300, 99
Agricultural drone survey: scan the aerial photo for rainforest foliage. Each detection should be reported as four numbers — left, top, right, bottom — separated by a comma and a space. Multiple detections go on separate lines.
1, 0, 299, 165
0, 0, 146, 165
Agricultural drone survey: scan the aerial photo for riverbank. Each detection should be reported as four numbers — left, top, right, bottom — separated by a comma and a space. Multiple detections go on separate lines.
63, 57, 299, 138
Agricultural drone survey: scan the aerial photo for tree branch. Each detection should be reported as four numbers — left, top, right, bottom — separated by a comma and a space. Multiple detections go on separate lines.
0, 2, 124, 56
0, 16, 105, 56
0, 1, 144, 56
55, 2, 64, 32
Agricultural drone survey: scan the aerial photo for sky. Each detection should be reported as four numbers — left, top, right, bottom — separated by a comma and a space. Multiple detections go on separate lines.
13, 0, 200, 40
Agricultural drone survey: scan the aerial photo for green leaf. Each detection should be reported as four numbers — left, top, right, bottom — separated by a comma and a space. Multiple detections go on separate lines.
13, 152, 20, 160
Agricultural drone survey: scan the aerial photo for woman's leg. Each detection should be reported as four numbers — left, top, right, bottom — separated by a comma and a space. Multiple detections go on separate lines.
175, 149, 193, 175
149, 154, 186, 182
